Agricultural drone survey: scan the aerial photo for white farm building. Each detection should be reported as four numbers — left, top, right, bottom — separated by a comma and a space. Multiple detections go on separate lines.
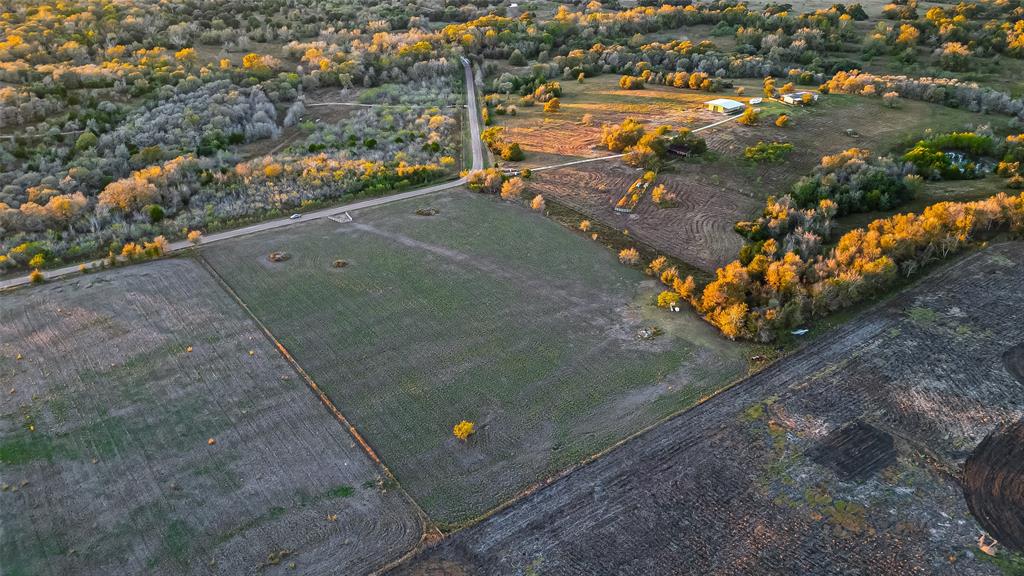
704, 98, 746, 115
782, 91, 820, 105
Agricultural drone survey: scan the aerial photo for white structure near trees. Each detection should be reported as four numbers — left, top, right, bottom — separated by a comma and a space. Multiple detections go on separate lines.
704, 98, 745, 114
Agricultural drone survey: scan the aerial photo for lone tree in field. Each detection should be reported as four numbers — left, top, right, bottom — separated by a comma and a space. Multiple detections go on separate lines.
883, 91, 900, 108
531, 194, 546, 211
543, 98, 560, 113
775, 114, 790, 128
453, 420, 475, 441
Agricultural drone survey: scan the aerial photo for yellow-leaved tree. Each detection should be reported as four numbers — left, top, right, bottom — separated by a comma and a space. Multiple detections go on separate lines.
453, 420, 475, 441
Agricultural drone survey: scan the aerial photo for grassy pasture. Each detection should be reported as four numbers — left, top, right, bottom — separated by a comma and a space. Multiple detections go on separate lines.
0, 260, 422, 576
395, 241, 1024, 576
201, 190, 750, 526
518, 80, 1000, 272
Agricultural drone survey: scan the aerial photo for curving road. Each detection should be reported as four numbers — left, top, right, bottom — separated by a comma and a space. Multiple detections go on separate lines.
0, 58, 487, 291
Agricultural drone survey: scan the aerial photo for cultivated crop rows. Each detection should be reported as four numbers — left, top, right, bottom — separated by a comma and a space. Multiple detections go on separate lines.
394, 243, 1024, 575
0, 260, 422, 575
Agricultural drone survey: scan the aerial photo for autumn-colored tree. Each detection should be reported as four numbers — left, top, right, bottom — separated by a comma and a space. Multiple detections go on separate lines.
737, 108, 759, 126
775, 114, 790, 128
579, 220, 592, 232
500, 177, 525, 200
144, 236, 169, 257
649, 255, 668, 273
453, 420, 475, 441
530, 194, 546, 211
619, 247, 641, 265
657, 291, 680, 308
465, 168, 503, 193
264, 163, 284, 179
601, 118, 645, 152
98, 177, 159, 212
543, 98, 560, 112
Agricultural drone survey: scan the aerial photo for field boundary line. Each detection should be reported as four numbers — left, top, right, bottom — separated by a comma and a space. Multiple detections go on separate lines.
193, 254, 441, 564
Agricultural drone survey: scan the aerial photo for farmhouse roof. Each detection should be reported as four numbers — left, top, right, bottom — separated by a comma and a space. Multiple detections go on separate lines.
705, 98, 745, 109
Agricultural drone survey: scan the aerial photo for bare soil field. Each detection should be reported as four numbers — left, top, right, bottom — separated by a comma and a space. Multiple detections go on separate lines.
0, 260, 422, 576
200, 190, 751, 527
392, 242, 1024, 575
524, 92, 995, 272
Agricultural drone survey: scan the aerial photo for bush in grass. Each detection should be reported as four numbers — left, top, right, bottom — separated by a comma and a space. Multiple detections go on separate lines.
501, 142, 525, 161
619, 247, 640, 265
543, 98, 560, 113
619, 75, 645, 90
500, 177, 525, 200
453, 420, 475, 441
737, 107, 759, 126
648, 255, 667, 273
775, 114, 790, 128
744, 141, 794, 163
657, 290, 680, 308
465, 168, 503, 193
579, 219, 592, 232
601, 118, 646, 152
530, 194, 546, 211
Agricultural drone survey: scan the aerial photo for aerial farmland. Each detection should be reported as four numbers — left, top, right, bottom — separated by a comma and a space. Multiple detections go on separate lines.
2, 0, 1024, 574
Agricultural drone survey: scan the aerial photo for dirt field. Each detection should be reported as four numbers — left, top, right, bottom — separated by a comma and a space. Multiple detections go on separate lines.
392, 242, 1024, 575
0, 260, 422, 576
200, 190, 751, 527
522, 91, 997, 272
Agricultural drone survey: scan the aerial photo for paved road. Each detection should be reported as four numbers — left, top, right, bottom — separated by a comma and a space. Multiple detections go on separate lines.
0, 59, 487, 292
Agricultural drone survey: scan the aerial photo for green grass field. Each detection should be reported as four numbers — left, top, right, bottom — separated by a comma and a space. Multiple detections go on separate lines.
202, 190, 750, 526
0, 261, 421, 575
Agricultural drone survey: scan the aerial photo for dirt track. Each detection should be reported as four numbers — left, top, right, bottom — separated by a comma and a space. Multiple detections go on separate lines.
392, 242, 1024, 575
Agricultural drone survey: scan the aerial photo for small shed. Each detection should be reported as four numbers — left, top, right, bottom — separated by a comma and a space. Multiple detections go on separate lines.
704, 98, 746, 115
782, 91, 820, 105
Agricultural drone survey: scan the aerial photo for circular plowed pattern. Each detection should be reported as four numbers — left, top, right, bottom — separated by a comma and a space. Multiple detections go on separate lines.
963, 415, 1024, 552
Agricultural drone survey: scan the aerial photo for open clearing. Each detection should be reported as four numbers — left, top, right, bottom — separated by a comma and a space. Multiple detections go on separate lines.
201, 190, 750, 527
521, 90, 999, 272
393, 242, 1024, 575
0, 260, 422, 576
